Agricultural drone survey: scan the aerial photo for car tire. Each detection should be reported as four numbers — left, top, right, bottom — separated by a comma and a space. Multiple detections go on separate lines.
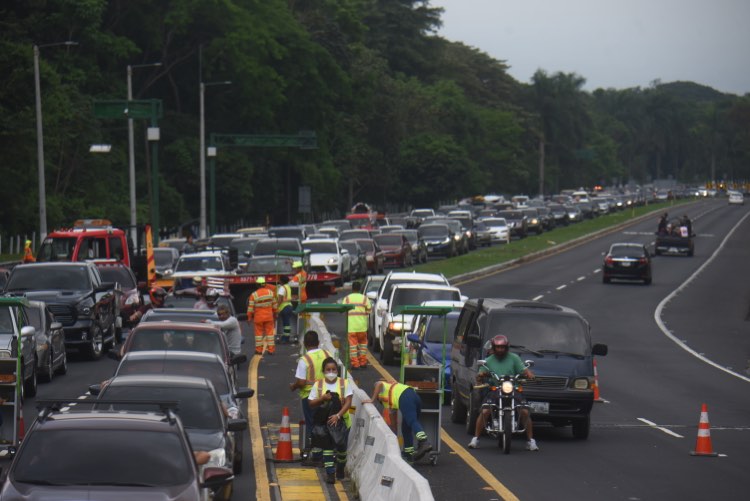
56, 348, 68, 375
40, 350, 54, 383
572, 415, 590, 440
602, 275, 611, 284
233, 439, 243, 474
23, 359, 38, 397
83, 325, 104, 361
450, 386, 466, 424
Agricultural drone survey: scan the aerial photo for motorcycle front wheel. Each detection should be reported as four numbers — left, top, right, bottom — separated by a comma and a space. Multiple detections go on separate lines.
500, 412, 512, 454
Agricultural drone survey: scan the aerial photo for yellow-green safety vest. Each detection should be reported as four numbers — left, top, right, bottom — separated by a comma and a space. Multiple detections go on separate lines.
279, 283, 293, 311
343, 292, 370, 333
299, 349, 331, 398
378, 382, 409, 410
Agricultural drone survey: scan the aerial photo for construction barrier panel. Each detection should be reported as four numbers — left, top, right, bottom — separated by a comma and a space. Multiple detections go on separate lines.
307, 313, 434, 501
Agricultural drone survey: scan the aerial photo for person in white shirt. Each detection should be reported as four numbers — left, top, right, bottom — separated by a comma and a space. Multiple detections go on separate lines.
204, 305, 242, 355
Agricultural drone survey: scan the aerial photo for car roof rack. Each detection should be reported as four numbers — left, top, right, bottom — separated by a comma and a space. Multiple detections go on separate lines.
36, 399, 180, 424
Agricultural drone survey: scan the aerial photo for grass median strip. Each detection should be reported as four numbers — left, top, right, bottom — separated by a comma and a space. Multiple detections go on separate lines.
411, 201, 690, 279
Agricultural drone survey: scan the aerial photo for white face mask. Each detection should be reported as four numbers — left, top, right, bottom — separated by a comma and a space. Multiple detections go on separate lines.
324, 372, 337, 382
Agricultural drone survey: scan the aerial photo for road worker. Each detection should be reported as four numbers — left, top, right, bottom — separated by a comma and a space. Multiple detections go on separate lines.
276, 275, 294, 344
247, 277, 278, 355
341, 281, 371, 369
23, 240, 35, 263
290, 261, 307, 303
289, 330, 332, 464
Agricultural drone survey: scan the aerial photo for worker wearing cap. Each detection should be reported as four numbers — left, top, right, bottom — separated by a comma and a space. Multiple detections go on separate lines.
23, 240, 35, 263
290, 261, 307, 303
248, 277, 278, 355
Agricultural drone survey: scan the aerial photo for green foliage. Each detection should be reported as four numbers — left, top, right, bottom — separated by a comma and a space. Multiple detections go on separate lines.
0, 0, 747, 237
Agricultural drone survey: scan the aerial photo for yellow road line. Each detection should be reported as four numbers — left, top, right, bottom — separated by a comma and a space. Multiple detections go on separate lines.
276, 469, 327, 501
365, 352, 520, 501
249, 354, 271, 501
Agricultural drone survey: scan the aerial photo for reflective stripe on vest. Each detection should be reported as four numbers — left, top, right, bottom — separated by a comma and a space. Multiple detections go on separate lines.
299, 349, 331, 398
279, 283, 292, 310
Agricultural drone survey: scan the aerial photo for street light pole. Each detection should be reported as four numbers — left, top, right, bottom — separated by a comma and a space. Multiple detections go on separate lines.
199, 80, 231, 239
127, 62, 161, 244
34, 41, 77, 241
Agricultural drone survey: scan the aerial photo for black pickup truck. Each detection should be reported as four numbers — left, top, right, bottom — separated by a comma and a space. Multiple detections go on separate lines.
3, 262, 117, 359
655, 218, 694, 256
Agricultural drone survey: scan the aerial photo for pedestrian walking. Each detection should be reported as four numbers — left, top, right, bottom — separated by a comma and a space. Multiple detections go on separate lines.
247, 277, 278, 355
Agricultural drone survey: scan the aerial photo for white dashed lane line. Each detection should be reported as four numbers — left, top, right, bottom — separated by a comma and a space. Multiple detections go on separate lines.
637, 417, 685, 438
576, 276, 586, 281
593, 268, 601, 273
556, 284, 567, 290
532, 295, 544, 301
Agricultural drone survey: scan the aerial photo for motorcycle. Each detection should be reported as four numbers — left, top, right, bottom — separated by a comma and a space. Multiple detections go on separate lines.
474, 359, 533, 454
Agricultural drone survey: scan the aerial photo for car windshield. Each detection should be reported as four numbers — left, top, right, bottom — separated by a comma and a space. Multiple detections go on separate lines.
97, 267, 136, 288
411, 210, 433, 218
35, 237, 77, 262
487, 312, 590, 356
128, 329, 223, 358
356, 240, 375, 251
418, 226, 449, 238
0, 308, 14, 334
175, 256, 223, 272
12, 429, 192, 486
268, 228, 303, 239
143, 308, 219, 322
153, 249, 176, 267
374, 235, 402, 246
303, 242, 338, 254
610, 246, 645, 258
253, 240, 300, 256
6, 266, 88, 291
424, 315, 459, 344
341, 231, 370, 240
497, 211, 522, 219
395, 231, 418, 243
245, 257, 295, 274
365, 279, 384, 295
100, 386, 223, 430
210, 235, 239, 248
339, 242, 359, 254
391, 288, 458, 308
116, 359, 230, 394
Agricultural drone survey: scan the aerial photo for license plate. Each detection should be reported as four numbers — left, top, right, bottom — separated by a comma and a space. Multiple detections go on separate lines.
527, 401, 549, 414
620, 261, 631, 267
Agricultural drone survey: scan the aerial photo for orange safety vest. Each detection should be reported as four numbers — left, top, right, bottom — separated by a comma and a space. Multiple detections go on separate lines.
247, 286, 277, 322
293, 270, 308, 302
23, 247, 35, 263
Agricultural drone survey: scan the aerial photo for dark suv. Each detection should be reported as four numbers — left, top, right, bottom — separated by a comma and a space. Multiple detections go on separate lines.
0, 401, 233, 500
4, 263, 116, 360
450, 298, 607, 439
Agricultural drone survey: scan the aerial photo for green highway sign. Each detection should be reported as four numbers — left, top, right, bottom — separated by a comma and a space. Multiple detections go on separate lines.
93, 99, 163, 120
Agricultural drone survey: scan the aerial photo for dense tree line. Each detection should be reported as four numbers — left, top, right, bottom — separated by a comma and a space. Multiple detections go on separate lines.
1, 0, 748, 234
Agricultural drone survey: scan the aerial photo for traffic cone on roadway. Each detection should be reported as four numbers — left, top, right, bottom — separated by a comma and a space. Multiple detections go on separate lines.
274, 407, 295, 462
690, 403, 718, 457
592, 359, 604, 402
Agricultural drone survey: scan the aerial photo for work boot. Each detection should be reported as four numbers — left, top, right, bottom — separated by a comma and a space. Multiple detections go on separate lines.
413, 439, 432, 461
336, 463, 346, 479
325, 472, 336, 484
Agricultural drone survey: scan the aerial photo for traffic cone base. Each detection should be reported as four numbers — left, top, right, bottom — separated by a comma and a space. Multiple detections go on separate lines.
690, 403, 718, 457
274, 406, 295, 462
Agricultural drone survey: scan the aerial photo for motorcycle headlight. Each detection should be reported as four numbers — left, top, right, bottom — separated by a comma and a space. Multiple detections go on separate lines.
501, 381, 514, 394
453, 235, 461, 241
572, 377, 590, 390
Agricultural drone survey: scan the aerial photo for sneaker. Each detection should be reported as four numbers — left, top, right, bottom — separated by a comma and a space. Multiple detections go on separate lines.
413, 439, 432, 461
468, 437, 479, 449
325, 472, 336, 484
526, 439, 539, 451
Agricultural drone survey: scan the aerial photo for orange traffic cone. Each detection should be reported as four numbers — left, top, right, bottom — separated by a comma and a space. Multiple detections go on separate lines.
690, 403, 718, 457
274, 407, 295, 462
592, 359, 604, 402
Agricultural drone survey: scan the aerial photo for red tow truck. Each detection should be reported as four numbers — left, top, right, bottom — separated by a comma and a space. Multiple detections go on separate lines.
36, 219, 132, 267
345, 202, 389, 229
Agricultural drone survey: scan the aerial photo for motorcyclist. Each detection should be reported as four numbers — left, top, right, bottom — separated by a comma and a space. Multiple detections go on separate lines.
127, 287, 167, 324
468, 334, 539, 451
204, 288, 220, 309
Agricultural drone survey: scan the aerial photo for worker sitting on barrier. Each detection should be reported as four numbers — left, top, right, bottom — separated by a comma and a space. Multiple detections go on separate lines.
363, 379, 432, 464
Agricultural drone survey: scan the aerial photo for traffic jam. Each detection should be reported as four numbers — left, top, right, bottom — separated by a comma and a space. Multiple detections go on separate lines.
0, 188, 742, 500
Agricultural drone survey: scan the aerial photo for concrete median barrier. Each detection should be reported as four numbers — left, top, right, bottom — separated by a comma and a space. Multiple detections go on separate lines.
306, 312, 434, 501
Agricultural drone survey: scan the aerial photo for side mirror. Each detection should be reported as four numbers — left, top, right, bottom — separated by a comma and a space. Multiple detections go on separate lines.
227, 418, 248, 432
592, 344, 608, 356
20, 325, 35, 337
88, 384, 102, 396
235, 387, 255, 399
524, 359, 535, 368
366, 292, 377, 300
406, 334, 421, 344
50, 322, 62, 330
231, 353, 248, 366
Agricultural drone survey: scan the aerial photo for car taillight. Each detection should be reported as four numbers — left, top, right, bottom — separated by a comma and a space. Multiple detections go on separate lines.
639, 258, 648, 264
604, 256, 614, 265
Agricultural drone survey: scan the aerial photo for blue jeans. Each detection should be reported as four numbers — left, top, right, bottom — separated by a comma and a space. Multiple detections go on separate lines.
279, 305, 294, 340
398, 388, 423, 449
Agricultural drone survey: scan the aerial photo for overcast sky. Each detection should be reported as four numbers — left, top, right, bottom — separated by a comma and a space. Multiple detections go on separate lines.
431, 0, 750, 95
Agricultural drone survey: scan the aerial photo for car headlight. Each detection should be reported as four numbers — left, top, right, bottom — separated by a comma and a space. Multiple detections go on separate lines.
327, 257, 339, 265
205, 447, 227, 468
388, 321, 406, 331
501, 381, 514, 394
531, 218, 539, 224
77, 300, 93, 316
0, 350, 12, 359
442, 238, 450, 244
572, 377, 590, 390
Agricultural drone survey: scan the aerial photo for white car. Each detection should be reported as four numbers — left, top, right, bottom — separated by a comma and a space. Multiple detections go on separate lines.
728, 191, 744, 205
480, 217, 511, 244
376, 282, 463, 365
171, 251, 232, 288
302, 238, 351, 286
